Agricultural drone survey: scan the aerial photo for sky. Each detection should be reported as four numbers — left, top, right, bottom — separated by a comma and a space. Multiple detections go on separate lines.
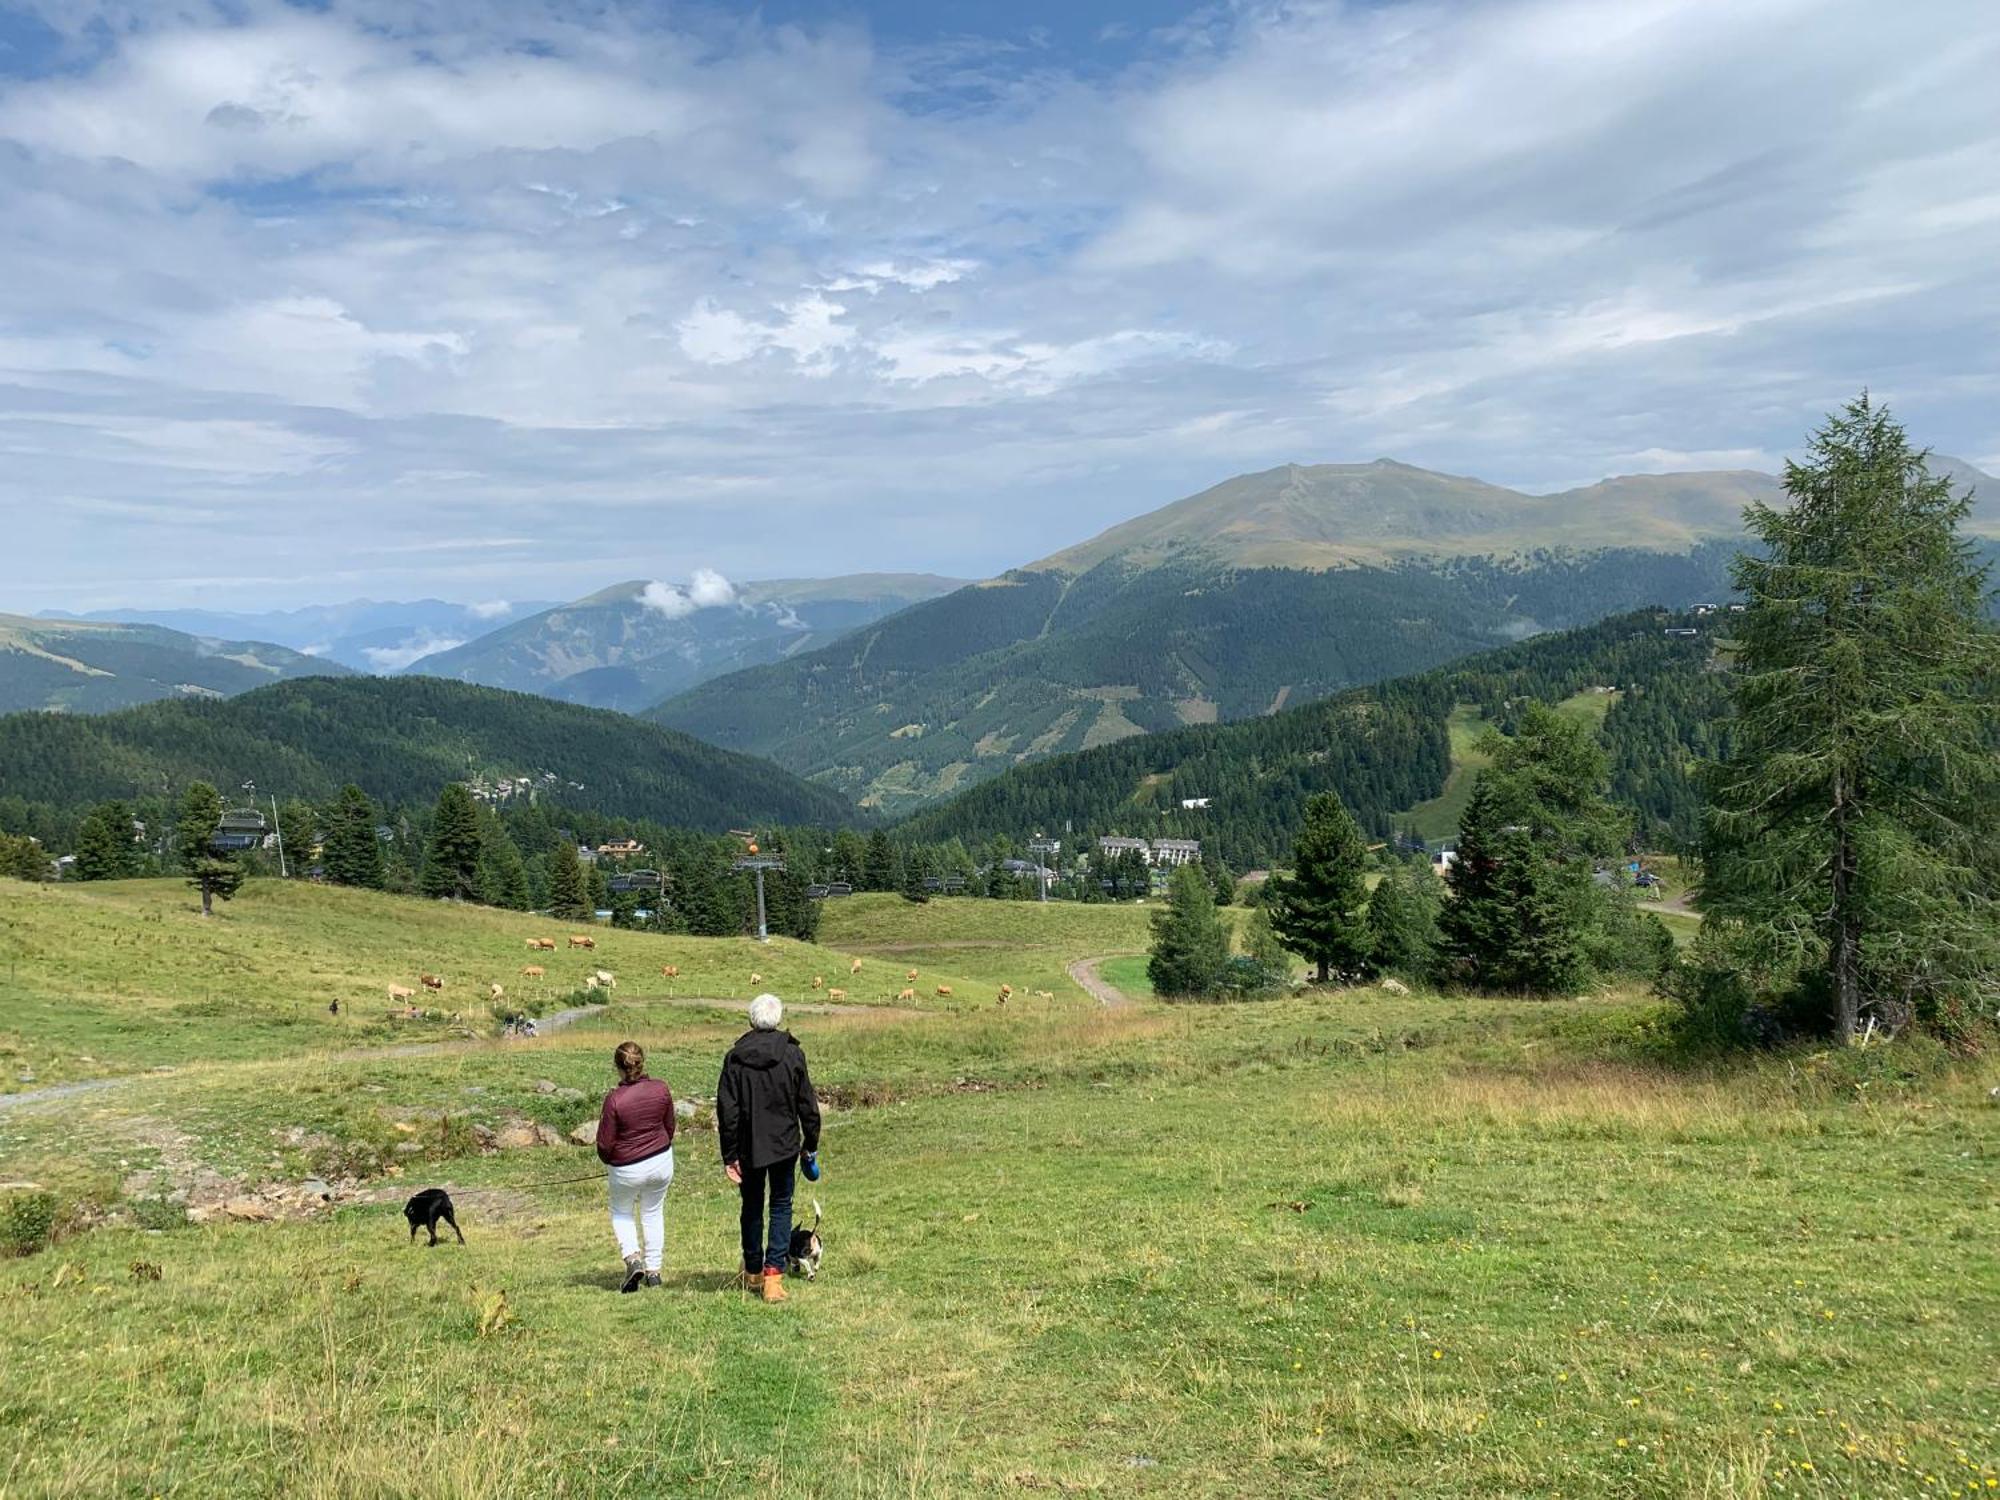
3, 0, 1998, 612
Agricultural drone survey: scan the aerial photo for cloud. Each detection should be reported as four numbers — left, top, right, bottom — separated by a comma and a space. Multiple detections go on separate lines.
1, 0, 1997, 611
639, 570, 736, 618
363, 630, 465, 671
464, 598, 513, 620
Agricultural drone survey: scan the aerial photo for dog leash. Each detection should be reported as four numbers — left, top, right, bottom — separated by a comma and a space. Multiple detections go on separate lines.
438, 1170, 611, 1196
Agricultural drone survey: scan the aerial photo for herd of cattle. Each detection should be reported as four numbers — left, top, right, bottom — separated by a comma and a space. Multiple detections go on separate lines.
376, 937, 1051, 1014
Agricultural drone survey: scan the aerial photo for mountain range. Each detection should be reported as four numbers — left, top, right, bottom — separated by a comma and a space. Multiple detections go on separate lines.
0, 613, 352, 715
409, 573, 966, 712
646, 457, 1995, 814
39, 598, 559, 674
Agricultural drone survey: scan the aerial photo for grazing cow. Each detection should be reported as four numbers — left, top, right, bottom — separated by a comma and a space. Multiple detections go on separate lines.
660, 964, 680, 979
489, 983, 504, 1002
999, 984, 1014, 998
533, 938, 557, 951
593, 970, 616, 989
850, 958, 863, 976
935, 985, 954, 997
1033, 990, 1055, 1001
388, 983, 414, 1003
897, 988, 916, 1002
749, 972, 762, 986
811, 975, 824, 991
995, 990, 1008, 1006
827, 987, 846, 1000
420, 974, 444, 992
521, 965, 545, 979
585, 975, 601, 990
568, 935, 596, 950
906, 968, 919, 982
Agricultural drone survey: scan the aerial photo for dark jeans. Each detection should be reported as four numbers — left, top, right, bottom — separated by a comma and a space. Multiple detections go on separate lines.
738, 1158, 795, 1273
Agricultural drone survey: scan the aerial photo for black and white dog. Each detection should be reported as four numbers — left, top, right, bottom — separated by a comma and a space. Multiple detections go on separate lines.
786, 1198, 824, 1281
403, 1187, 465, 1246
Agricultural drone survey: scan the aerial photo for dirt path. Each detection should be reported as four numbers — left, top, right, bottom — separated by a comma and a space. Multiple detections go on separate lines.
1068, 956, 1138, 1009
0, 996, 916, 1115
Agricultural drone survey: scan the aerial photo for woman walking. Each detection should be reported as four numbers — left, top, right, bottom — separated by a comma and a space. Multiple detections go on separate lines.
596, 1040, 676, 1293
718, 994, 821, 1303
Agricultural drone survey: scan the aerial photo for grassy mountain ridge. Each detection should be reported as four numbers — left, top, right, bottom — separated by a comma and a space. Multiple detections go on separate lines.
0, 674, 855, 830
409, 573, 965, 711
649, 456, 1996, 814
0, 613, 353, 715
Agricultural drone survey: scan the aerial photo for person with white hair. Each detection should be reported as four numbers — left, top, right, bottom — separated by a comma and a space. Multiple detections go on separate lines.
717, 993, 822, 1303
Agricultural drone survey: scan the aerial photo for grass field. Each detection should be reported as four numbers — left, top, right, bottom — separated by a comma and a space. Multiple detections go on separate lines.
2, 877, 1997, 1498
1398, 691, 1620, 845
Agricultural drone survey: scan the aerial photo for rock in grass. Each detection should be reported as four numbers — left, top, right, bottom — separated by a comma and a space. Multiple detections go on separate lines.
223, 1198, 273, 1222
567, 1120, 597, 1146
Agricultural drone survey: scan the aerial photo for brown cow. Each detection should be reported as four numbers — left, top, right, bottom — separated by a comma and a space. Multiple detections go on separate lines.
1033, 990, 1055, 1001
521, 965, 545, 979
660, 964, 680, 979
897, 988, 916, 1002
811, 975, 824, 991
387, 983, 415, 1003
906, 968, 919, 982
420, 974, 444, 991
935, 985, 953, 997
827, 987, 846, 1000
489, 983, 505, 1002
850, 958, 863, 976
525, 938, 553, 951
749, 972, 763, 986
568, 935, 596, 950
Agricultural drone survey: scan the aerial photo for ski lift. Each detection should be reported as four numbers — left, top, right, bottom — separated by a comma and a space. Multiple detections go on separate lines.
209, 806, 267, 853
608, 869, 665, 896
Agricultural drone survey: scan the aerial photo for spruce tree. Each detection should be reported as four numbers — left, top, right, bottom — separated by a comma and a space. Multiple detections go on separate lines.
478, 818, 532, 911
73, 800, 139, 881
276, 797, 317, 877
175, 781, 244, 917
1242, 901, 1291, 980
862, 829, 899, 892
1442, 704, 1622, 993
1700, 395, 1998, 1039
320, 785, 386, 889
544, 841, 592, 920
1270, 791, 1373, 982
419, 784, 484, 901
1366, 863, 1443, 981
0, 832, 49, 882
1148, 864, 1231, 997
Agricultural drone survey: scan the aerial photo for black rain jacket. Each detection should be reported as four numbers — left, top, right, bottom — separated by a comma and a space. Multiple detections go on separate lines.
717, 1028, 822, 1171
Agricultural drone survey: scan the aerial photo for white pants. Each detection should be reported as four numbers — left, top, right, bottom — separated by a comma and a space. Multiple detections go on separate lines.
607, 1147, 675, 1272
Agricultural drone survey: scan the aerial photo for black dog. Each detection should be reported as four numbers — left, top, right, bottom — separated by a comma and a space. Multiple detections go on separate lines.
403, 1188, 465, 1247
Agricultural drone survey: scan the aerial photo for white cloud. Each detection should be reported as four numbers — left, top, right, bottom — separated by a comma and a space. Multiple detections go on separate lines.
639, 571, 736, 617
363, 630, 465, 671
1, 0, 1997, 610
464, 599, 513, 620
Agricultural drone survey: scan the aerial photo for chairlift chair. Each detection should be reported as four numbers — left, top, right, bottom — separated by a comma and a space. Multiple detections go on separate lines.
208, 806, 268, 854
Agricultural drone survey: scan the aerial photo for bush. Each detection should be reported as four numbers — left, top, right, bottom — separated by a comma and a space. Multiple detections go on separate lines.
1, 1189, 59, 1257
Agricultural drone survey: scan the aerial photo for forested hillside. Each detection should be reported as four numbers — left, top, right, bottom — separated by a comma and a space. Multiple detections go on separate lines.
896, 611, 1728, 865
0, 614, 352, 713
0, 675, 855, 840
650, 544, 1743, 812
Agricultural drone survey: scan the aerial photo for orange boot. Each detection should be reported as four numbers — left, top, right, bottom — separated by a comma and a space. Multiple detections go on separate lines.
761, 1265, 788, 1303
735, 1267, 763, 1294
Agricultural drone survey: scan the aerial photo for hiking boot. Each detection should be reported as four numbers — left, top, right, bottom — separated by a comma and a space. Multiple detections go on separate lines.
761, 1266, 788, 1304
735, 1267, 763, 1293
619, 1255, 645, 1294
643, 1272, 662, 1289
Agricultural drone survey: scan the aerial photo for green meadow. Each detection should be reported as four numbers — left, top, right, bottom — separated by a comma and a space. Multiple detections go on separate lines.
1, 878, 1996, 1497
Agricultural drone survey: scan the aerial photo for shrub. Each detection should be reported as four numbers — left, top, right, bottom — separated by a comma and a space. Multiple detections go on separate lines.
1, 1189, 59, 1257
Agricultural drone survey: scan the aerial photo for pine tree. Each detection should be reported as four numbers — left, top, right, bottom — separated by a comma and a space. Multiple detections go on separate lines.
1148, 864, 1231, 997
73, 800, 139, 881
320, 785, 386, 889
1366, 863, 1444, 980
1700, 395, 1999, 1039
175, 781, 244, 917
276, 797, 317, 876
477, 817, 532, 911
0, 832, 49, 882
419, 784, 484, 901
1442, 704, 1622, 993
1242, 901, 1291, 979
1269, 791, 1373, 982
863, 829, 899, 892
545, 841, 592, 920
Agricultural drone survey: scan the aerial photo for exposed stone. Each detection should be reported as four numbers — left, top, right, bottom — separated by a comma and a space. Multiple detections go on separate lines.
533, 1122, 565, 1148
223, 1197, 274, 1222
1380, 978, 1411, 996
300, 1178, 333, 1201
494, 1122, 541, 1150
568, 1120, 597, 1146
533, 1079, 560, 1095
